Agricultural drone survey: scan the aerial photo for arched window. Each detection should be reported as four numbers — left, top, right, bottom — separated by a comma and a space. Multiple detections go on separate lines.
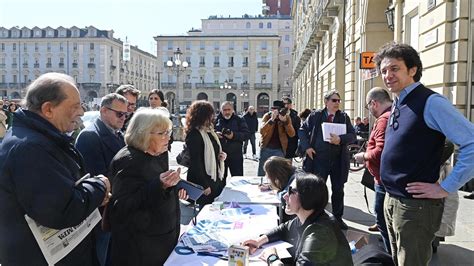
246, 22, 251, 29
267, 22, 272, 28
259, 22, 263, 28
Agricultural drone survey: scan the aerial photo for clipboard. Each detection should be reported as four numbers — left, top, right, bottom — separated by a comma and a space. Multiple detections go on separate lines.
176, 179, 204, 201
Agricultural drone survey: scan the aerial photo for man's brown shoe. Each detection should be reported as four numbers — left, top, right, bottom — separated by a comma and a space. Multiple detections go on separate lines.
368, 224, 379, 232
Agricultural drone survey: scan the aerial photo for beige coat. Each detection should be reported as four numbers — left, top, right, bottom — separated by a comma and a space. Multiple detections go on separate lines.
0, 110, 7, 138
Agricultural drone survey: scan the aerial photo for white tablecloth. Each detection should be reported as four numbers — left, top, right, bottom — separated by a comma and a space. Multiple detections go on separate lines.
165, 203, 279, 265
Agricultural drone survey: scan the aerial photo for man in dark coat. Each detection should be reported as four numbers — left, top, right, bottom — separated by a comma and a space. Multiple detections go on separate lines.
75, 93, 127, 266
298, 90, 356, 230
0, 73, 110, 266
242, 106, 258, 159
215, 101, 250, 177
282, 97, 301, 159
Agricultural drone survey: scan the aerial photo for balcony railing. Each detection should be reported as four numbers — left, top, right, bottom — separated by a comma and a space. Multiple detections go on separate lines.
46, 63, 52, 68
72, 63, 78, 68
22, 63, 28, 68
183, 83, 192, 89
59, 63, 64, 68
254, 83, 272, 89
213, 62, 220, 67
34, 63, 40, 68
242, 63, 248, 67
161, 82, 176, 89
228, 62, 234, 67
88, 63, 95, 68
0, 64, 5, 69
12, 63, 18, 68
199, 62, 205, 67
195, 83, 220, 89
241, 83, 250, 89
257, 62, 270, 68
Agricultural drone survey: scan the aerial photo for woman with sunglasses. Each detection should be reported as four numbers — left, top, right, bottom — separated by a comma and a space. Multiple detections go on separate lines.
107, 108, 188, 265
243, 173, 353, 265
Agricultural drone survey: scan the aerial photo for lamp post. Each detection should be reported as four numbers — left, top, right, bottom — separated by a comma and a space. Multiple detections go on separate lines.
166, 48, 188, 115
220, 80, 232, 89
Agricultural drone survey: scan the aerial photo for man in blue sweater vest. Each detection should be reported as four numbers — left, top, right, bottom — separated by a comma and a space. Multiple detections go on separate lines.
375, 42, 474, 265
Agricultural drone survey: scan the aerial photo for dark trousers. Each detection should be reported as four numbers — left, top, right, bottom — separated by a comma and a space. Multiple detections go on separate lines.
311, 156, 345, 219
224, 155, 244, 177
243, 133, 256, 155
374, 184, 391, 254
384, 195, 443, 266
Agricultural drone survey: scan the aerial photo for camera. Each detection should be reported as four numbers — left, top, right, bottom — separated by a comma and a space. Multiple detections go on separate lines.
279, 108, 288, 116
222, 128, 232, 135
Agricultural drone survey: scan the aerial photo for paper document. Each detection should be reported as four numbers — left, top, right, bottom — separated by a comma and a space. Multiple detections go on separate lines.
322, 122, 346, 142
24, 208, 101, 265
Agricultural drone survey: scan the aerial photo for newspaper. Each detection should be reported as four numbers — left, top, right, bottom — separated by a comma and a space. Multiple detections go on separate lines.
321, 122, 346, 142
24, 208, 101, 265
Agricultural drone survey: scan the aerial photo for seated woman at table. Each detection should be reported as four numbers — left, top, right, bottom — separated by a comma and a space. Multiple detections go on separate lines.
107, 108, 188, 266
184, 100, 226, 206
262, 156, 298, 222
243, 173, 353, 266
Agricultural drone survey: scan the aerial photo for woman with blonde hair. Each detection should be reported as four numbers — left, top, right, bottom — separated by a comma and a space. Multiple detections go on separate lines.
184, 100, 226, 206
108, 107, 187, 265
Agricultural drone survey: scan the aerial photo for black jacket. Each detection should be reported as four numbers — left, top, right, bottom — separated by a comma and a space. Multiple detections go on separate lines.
266, 211, 353, 265
0, 109, 106, 266
243, 111, 258, 133
108, 146, 180, 266
286, 108, 301, 158
214, 113, 250, 156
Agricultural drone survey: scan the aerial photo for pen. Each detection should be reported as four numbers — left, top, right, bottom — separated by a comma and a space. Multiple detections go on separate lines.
74, 173, 91, 186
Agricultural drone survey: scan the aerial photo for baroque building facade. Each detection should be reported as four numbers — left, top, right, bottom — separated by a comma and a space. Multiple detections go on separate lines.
292, 0, 473, 123
0, 26, 157, 104
155, 14, 292, 116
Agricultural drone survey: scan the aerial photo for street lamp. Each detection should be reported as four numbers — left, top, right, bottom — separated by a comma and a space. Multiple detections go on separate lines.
385, 7, 395, 31
220, 80, 232, 89
166, 48, 188, 115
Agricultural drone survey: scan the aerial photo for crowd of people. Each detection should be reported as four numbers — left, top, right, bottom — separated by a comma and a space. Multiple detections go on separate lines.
0, 42, 473, 266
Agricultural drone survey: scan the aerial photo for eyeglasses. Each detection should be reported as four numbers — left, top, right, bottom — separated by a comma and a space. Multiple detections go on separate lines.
330, 99, 341, 103
364, 100, 373, 110
288, 186, 298, 195
389, 106, 400, 130
150, 129, 172, 138
105, 106, 128, 118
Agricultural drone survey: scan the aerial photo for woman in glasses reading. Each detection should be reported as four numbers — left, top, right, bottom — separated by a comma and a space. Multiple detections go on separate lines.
243, 173, 353, 265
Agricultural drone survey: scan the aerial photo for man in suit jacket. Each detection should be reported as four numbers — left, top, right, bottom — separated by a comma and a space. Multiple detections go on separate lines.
75, 93, 128, 266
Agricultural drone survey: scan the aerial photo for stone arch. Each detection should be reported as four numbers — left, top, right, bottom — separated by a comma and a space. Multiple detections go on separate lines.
197, 92, 208, 101
256, 93, 270, 116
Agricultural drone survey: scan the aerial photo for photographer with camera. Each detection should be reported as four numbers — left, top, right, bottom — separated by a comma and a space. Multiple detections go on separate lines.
258, 100, 295, 176
215, 101, 250, 177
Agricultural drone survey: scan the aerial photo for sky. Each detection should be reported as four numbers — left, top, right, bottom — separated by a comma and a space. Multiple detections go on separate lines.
0, 0, 263, 54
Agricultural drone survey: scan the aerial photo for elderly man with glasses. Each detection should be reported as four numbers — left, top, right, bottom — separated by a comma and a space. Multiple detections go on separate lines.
298, 90, 356, 230
375, 42, 474, 266
75, 93, 128, 266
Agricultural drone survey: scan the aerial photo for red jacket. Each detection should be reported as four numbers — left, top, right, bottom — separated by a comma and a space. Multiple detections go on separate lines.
365, 108, 391, 184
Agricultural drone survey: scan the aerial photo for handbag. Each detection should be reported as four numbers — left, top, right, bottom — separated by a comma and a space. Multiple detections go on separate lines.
361, 168, 375, 191
176, 144, 190, 168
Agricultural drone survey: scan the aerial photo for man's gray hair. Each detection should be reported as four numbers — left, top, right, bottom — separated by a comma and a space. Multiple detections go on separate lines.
100, 93, 127, 108
367, 87, 392, 104
221, 101, 234, 110
125, 107, 172, 151
24, 73, 76, 113
323, 90, 341, 101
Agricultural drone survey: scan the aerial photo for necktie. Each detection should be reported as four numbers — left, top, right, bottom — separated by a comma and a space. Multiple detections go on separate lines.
327, 114, 334, 123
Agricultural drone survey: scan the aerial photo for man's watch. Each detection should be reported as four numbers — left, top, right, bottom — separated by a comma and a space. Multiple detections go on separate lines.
267, 254, 279, 265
